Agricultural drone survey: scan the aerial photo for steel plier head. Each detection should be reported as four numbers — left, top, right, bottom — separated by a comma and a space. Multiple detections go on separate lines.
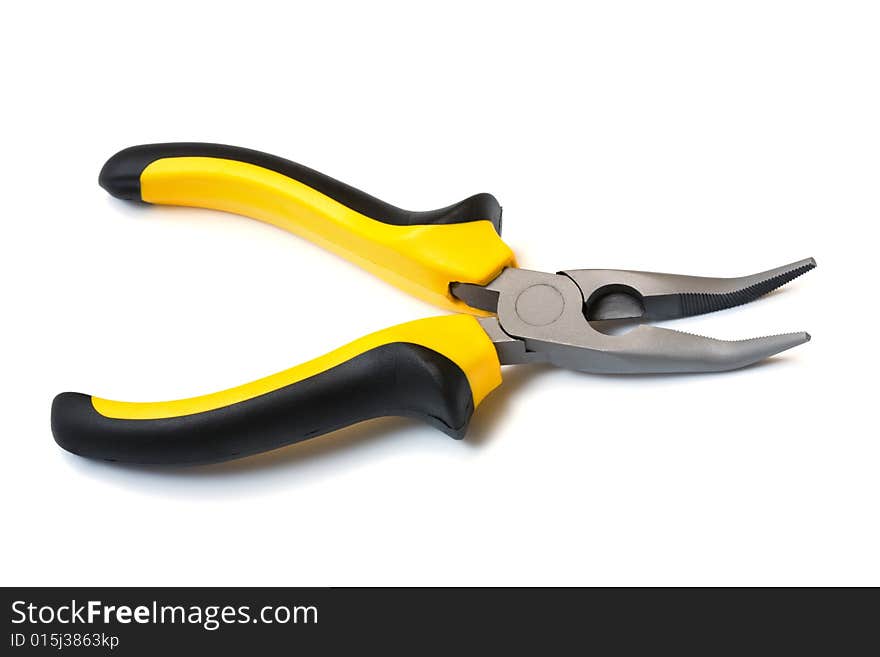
453, 258, 815, 374
51, 143, 815, 465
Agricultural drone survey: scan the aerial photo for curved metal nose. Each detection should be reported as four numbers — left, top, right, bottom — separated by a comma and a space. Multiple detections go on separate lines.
564, 257, 817, 322
455, 259, 814, 374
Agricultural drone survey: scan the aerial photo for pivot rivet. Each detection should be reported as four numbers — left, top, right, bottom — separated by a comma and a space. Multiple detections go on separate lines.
515, 284, 565, 326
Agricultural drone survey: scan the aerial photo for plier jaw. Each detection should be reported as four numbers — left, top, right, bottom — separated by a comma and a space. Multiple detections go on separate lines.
453, 258, 815, 374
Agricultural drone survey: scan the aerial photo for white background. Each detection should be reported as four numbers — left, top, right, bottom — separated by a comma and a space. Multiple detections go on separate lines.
2, 1, 877, 586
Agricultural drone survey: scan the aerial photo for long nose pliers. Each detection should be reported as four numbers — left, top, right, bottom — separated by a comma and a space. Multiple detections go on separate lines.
51, 143, 815, 465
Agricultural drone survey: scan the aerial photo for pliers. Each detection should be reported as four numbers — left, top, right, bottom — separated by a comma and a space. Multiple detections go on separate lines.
51, 143, 815, 465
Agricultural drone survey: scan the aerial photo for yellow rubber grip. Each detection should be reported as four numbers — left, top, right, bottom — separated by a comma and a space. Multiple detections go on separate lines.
92, 315, 502, 421
137, 156, 515, 311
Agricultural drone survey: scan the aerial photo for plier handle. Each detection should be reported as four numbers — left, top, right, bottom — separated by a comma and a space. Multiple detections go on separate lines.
51, 143, 814, 465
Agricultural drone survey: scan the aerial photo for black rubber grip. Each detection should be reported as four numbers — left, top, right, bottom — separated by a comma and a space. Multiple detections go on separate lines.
99, 142, 503, 233
51, 343, 475, 465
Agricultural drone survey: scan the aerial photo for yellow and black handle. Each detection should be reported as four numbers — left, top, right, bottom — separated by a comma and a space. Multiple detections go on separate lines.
52, 316, 502, 465
52, 144, 515, 463
98, 142, 516, 311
